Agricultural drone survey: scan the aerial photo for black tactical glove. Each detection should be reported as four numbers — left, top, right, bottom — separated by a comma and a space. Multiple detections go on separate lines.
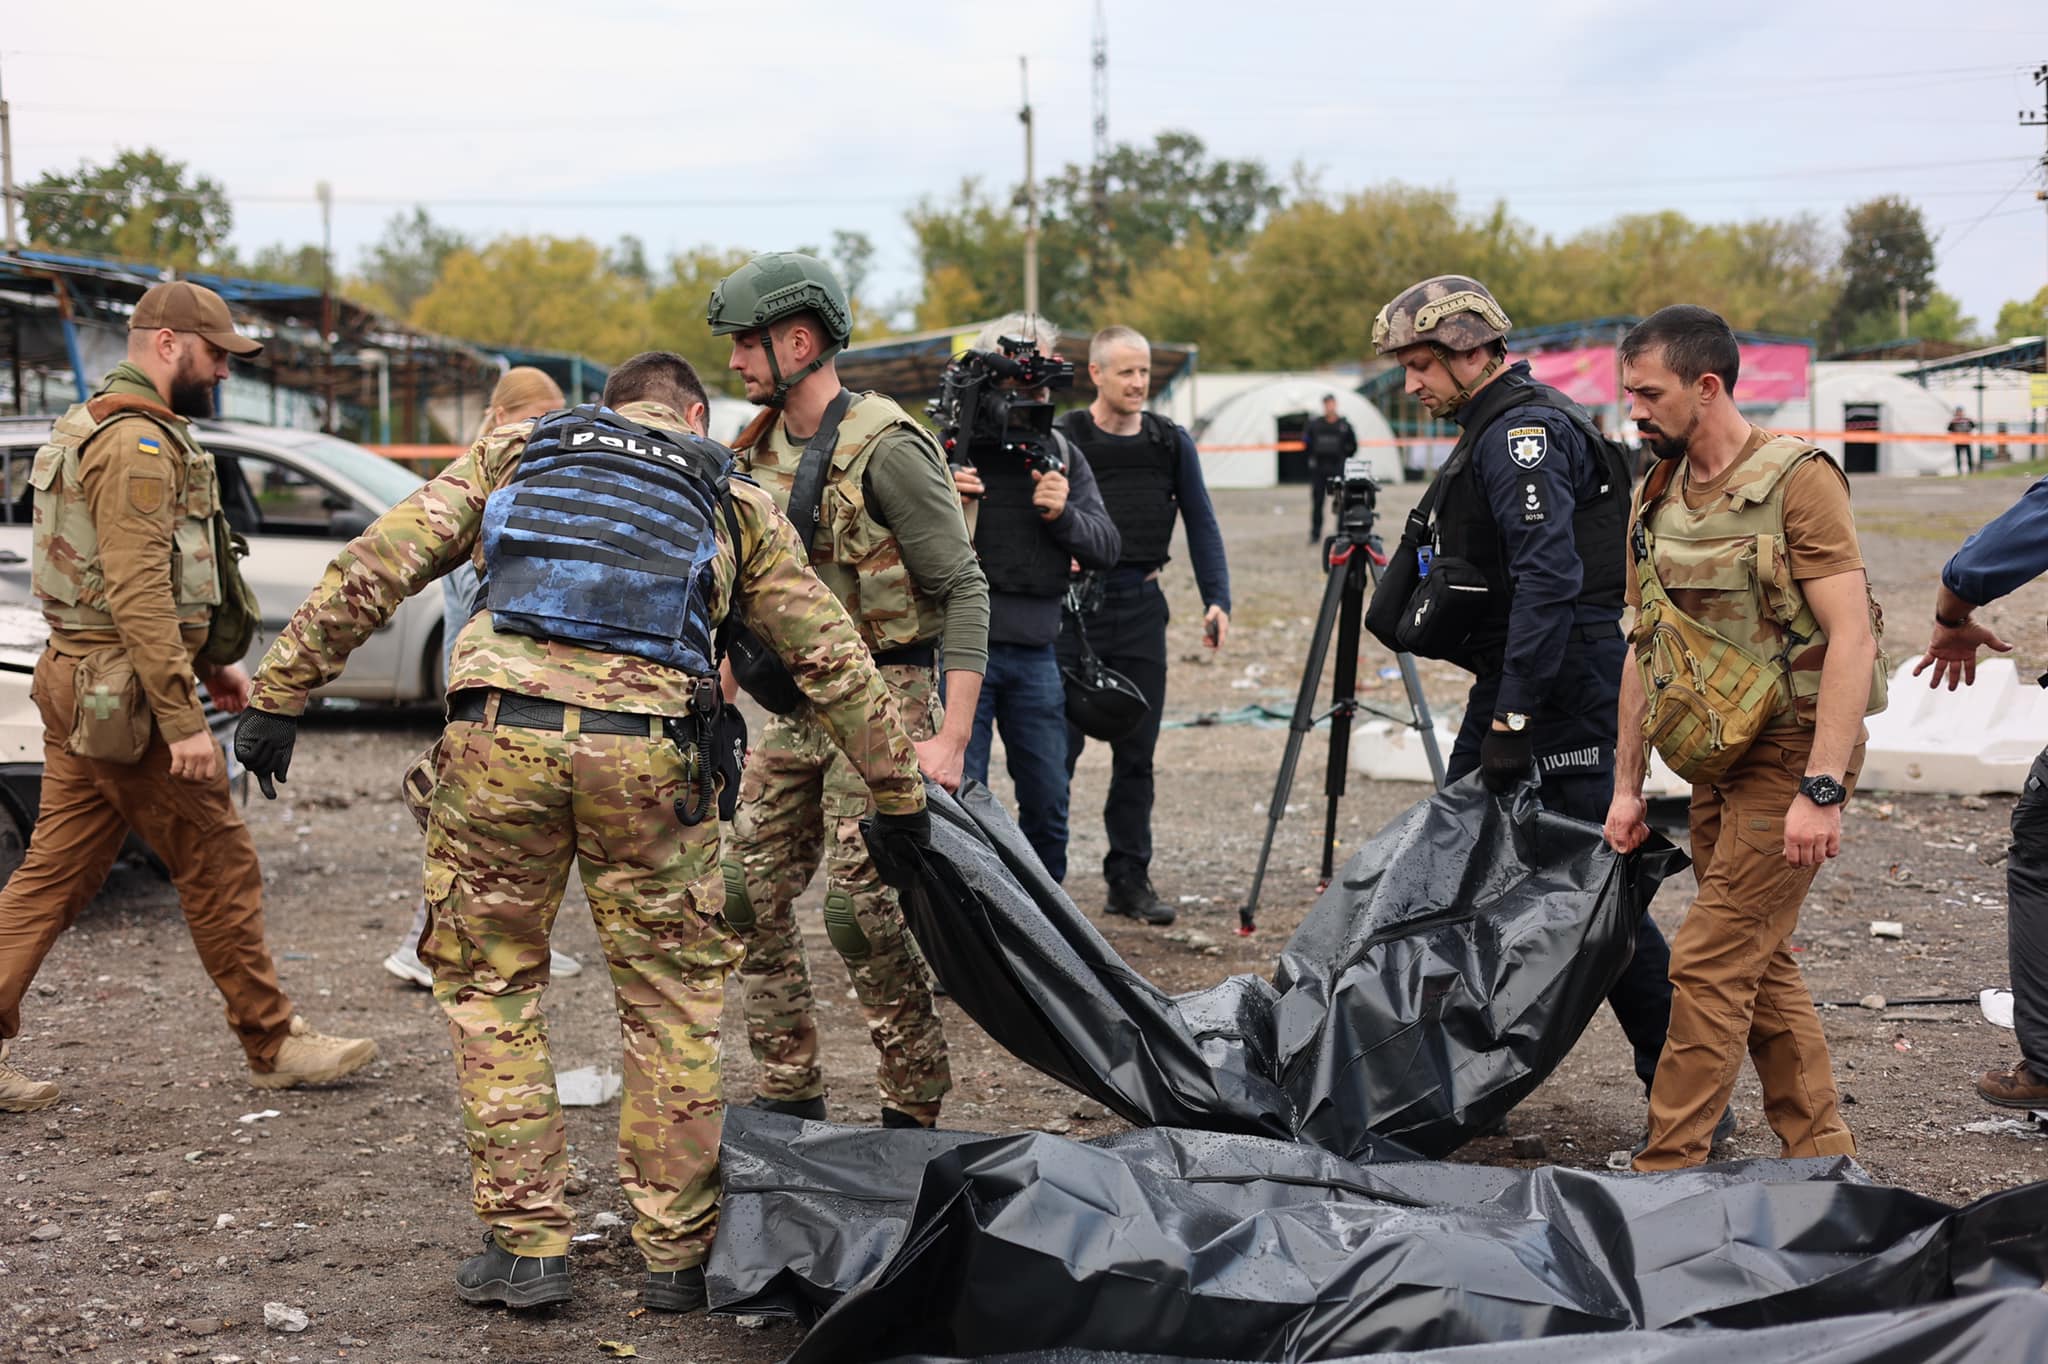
234, 709, 298, 800
1478, 724, 1533, 795
862, 807, 932, 893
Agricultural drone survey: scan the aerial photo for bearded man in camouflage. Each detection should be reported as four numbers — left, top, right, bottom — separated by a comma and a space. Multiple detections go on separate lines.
1604, 306, 1886, 1171
236, 351, 931, 1314
709, 253, 988, 1132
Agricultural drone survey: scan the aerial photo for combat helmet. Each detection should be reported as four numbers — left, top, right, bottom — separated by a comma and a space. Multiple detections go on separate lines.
707, 252, 853, 406
1371, 275, 1512, 415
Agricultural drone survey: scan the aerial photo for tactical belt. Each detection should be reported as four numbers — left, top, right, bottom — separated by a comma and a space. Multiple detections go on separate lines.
871, 643, 936, 668
447, 688, 661, 737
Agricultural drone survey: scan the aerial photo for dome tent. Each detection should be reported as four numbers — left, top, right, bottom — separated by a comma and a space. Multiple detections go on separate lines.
1191, 378, 1398, 489
1766, 365, 1956, 476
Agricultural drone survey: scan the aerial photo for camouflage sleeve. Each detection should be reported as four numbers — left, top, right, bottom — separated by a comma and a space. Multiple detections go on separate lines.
248, 434, 513, 716
727, 482, 925, 815
77, 417, 207, 742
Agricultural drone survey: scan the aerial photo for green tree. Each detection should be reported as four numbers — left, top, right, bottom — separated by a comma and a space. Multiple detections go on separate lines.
1905, 290, 1982, 345
1994, 286, 2048, 341
234, 242, 329, 289
648, 245, 758, 396
411, 236, 651, 360
1828, 196, 1936, 345
353, 208, 467, 318
24, 147, 233, 267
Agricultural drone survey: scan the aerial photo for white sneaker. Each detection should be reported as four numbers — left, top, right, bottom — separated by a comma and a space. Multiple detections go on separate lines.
382, 943, 434, 989
387, 942, 582, 985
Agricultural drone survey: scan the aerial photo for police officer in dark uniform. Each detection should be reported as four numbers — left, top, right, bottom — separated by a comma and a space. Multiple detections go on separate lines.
1372, 277, 1727, 1148
1301, 394, 1357, 543
1056, 325, 1231, 927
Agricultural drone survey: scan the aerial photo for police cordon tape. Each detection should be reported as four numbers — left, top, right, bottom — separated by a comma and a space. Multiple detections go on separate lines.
371, 426, 2048, 471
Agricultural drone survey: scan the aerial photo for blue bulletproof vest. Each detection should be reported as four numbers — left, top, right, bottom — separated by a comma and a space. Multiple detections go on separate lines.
479, 404, 733, 674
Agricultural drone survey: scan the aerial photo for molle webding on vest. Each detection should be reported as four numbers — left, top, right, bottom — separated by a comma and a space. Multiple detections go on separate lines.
478, 405, 733, 676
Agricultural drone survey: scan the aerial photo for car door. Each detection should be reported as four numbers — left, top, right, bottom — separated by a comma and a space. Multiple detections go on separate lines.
211, 445, 405, 692
0, 444, 37, 581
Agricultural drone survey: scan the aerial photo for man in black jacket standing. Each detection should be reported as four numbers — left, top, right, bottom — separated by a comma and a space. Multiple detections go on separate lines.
1056, 325, 1231, 927
1301, 394, 1357, 543
952, 316, 1121, 882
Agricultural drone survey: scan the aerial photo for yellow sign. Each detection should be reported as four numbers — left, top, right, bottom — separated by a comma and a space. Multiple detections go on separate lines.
2032, 373, 2048, 409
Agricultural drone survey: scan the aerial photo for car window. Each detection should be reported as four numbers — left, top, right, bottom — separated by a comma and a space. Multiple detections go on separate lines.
2, 447, 34, 526
220, 450, 361, 538
265, 431, 424, 509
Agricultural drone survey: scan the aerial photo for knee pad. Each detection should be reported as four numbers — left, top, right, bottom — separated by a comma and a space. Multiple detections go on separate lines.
823, 889, 871, 961
721, 862, 756, 933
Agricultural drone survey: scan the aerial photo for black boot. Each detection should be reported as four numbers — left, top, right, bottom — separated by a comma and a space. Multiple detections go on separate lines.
644, 1264, 707, 1314
748, 1094, 827, 1121
455, 1232, 570, 1309
881, 1106, 930, 1130
1105, 875, 1176, 926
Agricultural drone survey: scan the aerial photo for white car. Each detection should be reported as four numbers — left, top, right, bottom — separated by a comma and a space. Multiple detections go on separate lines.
0, 416, 446, 702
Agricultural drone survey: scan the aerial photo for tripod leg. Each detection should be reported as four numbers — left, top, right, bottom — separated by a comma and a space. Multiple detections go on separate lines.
1241, 555, 1351, 932
1319, 549, 1368, 883
1363, 555, 1447, 789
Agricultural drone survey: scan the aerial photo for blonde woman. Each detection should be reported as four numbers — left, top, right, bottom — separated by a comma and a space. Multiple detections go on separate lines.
383, 367, 572, 987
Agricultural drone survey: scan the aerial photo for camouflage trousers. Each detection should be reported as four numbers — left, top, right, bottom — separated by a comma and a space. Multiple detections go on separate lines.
419, 704, 739, 1271
722, 663, 949, 1123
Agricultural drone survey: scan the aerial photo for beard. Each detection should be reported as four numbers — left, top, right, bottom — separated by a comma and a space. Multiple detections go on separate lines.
1638, 411, 1697, 461
168, 379, 216, 418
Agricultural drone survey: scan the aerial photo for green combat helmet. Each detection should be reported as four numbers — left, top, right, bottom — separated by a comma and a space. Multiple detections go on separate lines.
1371, 275, 1513, 414
707, 252, 854, 406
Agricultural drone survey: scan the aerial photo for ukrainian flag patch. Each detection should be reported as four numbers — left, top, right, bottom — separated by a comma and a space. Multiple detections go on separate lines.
137, 436, 161, 455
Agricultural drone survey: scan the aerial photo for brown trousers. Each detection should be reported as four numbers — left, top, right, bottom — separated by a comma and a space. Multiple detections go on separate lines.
1635, 732, 1862, 1169
0, 649, 293, 1067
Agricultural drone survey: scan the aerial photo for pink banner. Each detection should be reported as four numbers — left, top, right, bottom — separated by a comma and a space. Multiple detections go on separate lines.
1514, 342, 1810, 406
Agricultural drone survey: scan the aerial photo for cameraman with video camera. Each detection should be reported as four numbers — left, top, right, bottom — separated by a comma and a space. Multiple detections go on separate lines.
942, 315, 1120, 883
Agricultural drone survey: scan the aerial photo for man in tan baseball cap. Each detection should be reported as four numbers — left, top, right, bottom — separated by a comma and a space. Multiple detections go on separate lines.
132, 279, 263, 356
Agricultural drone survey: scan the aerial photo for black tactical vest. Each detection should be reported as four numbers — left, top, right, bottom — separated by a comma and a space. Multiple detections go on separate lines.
971, 433, 1078, 597
1429, 371, 1630, 639
1058, 409, 1179, 568
1304, 417, 1352, 463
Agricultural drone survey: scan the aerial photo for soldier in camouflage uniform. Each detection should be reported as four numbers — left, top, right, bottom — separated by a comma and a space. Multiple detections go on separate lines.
709, 252, 989, 1130
236, 352, 929, 1313
1604, 306, 1886, 1171
0, 282, 376, 1114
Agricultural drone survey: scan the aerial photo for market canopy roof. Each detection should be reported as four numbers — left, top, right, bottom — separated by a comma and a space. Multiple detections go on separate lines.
834, 322, 1197, 408
1904, 336, 2048, 381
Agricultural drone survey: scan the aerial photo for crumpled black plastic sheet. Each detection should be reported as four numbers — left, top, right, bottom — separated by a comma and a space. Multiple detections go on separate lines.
705, 1111, 2048, 1363
869, 1286, 2048, 1362
901, 779, 1683, 1157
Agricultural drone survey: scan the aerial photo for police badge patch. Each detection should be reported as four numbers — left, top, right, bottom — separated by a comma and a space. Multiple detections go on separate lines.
1507, 425, 1546, 469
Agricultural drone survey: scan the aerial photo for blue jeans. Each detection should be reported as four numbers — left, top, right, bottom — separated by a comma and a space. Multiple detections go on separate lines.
964, 642, 1073, 883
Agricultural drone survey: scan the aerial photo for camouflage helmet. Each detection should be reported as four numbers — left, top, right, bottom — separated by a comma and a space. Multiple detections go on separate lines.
1371, 275, 1512, 356
706, 251, 853, 344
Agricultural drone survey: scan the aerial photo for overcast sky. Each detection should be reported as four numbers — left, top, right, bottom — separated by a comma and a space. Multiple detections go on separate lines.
6, 0, 2046, 340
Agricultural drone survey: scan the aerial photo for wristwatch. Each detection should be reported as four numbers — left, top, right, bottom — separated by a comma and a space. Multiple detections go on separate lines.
1496, 712, 1530, 732
1798, 774, 1847, 807
1934, 608, 1973, 629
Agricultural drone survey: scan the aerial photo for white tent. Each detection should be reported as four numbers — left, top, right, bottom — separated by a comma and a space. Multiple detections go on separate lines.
1766, 364, 1956, 476
1191, 378, 1399, 489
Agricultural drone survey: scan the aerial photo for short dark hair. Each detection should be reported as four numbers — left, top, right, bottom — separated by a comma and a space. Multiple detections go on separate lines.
603, 351, 709, 416
1619, 305, 1740, 395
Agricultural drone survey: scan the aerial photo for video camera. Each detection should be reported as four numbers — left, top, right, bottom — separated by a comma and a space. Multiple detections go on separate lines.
1329, 454, 1380, 537
928, 335, 1076, 477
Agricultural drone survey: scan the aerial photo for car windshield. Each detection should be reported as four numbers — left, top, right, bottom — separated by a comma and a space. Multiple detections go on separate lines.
265, 431, 425, 509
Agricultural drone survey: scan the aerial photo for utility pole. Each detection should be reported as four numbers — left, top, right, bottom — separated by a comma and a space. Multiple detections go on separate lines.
1019, 56, 1039, 319
2022, 63, 2047, 368
0, 54, 20, 252
317, 180, 336, 431
1091, 1, 1110, 243
1896, 284, 1910, 341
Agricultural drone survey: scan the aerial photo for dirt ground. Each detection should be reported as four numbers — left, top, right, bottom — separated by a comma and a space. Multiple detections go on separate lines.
8, 471, 2048, 1363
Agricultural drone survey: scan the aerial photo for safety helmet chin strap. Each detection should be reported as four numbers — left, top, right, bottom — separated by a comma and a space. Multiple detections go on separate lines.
762, 328, 844, 409
1430, 343, 1503, 418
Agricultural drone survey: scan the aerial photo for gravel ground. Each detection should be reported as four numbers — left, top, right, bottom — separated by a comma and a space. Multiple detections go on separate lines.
6, 471, 2048, 1362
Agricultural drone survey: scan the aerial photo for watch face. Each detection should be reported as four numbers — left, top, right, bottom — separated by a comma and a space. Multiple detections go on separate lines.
1803, 775, 1845, 806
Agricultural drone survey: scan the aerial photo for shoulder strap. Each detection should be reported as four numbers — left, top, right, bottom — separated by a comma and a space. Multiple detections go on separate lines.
785, 389, 852, 557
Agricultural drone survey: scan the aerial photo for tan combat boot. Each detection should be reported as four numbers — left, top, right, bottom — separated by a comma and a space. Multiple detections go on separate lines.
0, 1038, 59, 1113
250, 1016, 379, 1090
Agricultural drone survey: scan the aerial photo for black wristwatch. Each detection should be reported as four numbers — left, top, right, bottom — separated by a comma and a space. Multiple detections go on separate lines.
1798, 774, 1847, 808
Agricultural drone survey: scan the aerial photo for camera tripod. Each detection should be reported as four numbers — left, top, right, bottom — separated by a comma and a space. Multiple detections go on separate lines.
1239, 484, 1445, 935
